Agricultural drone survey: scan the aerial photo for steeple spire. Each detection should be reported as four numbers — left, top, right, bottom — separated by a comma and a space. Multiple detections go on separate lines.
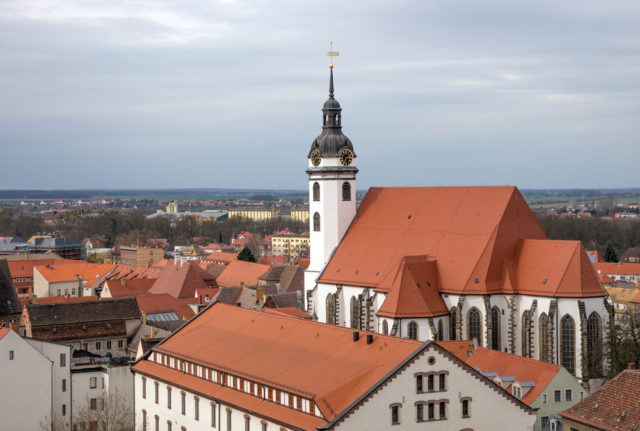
329, 65, 334, 99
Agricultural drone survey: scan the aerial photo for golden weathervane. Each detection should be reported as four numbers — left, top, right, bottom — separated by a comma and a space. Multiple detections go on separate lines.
327, 38, 339, 69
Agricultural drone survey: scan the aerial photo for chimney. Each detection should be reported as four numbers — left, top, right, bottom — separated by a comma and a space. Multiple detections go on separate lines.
141, 311, 147, 325
628, 363, 637, 370
32, 296, 38, 304
121, 279, 126, 287
9, 322, 17, 331
366, 334, 374, 345
353, 331, 359, 342
150, 325, 155, 338
472, 338, 478, 350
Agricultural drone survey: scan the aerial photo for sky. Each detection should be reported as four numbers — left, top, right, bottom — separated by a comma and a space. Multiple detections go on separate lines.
1, 0, 639, 190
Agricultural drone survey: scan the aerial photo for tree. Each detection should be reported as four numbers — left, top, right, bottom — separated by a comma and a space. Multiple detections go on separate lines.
73, 389, 136, 431
608, 311, 640, 377
238, 246, 256, 262
603, 242, 619, 262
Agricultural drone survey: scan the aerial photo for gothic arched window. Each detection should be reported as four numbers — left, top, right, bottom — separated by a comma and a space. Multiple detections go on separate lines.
326, 294, 336, 325
350, 296, 360, 329
437, 319, 444, 341
491, 307, 500, 351
539, 313, 550, 363
560, 315, 575, 375
521, 311, 532, 358
342, 182, 351, 201
313, 212, 321, 232
450, 307, 458, 340
313, 182, 320, 201
468, 308, 482, 346
587, 312, 603, 377
408, 321, 418, 340
382, 320, 389, 335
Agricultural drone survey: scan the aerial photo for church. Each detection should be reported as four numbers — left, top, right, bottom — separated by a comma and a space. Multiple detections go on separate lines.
303, 64, 612, 384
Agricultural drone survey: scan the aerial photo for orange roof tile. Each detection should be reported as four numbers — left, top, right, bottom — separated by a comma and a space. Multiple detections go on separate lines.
216, 260, 270, 288
376, 255, 448, 318
599, 273, 616, 284
103, 278, 156, 298
263, 307, 312, 319
7, 259, 73, 279
440, 340, 563, 405
136, 293, 195, 320
592, 262, 640, 276
561, 368, 640, 431
140, 302, 422, 422
204, 252, 238, 265
149, 261, 217, 299
0, 327, 10, 340
319, 187, 605, 298
297, 258, 310, 270
35, 263, 116, 287
630, 290, 640, 304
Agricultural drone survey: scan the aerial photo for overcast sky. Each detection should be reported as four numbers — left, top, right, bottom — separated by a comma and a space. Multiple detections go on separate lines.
1, 0, 639, 190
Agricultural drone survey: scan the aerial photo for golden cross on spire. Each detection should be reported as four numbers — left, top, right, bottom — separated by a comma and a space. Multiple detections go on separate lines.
327, 38, 339, 69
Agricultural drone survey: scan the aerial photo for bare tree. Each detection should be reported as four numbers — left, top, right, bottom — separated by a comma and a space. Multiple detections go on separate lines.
38, 413, 66, 431
73, 389, 136, 431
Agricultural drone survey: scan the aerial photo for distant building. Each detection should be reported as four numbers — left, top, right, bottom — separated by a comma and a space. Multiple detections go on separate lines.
271, 229, 310, 262
166, 201, 178, 213
174, 244, 206, 264
0, 236, 29, 254
6, 258, 73, 298
560, 364, 640, 431
33, 263, 116, 298
120, 246, 164, 267
228, 205, 277, 222
30, 237, 83, 260
20, 298, 141, 356
621, 247, 640, 263
215, 260, 270, 288
0, 260, 22, 325
592, 262, 640, 284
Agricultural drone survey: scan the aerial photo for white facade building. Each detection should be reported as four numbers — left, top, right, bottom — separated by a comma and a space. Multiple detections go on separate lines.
0, 328, 72, 431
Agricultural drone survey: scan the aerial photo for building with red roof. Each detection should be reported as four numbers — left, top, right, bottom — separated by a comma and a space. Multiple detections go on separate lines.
592, 261, 640, 285
33, 263, 116, 298
148, 261, 217, 299
303, 68, 610, 384
560, 364, 640, 431
132, 301, 535, 431
215, 260, 270, 288
6, 258, 73, 298
441, 340, 586, 430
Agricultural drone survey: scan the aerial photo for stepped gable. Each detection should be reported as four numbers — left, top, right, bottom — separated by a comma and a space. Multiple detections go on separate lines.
149, 261, 217, 299
319, 186, 603, 297
0, 260, 21, 315
376, 255, 448, 318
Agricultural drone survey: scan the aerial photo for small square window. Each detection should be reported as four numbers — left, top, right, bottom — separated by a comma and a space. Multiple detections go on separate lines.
554, 390, 561, 402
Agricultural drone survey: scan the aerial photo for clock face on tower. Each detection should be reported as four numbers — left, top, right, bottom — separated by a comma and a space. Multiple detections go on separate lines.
339, 149, 353, 166
310, 150, 321, 166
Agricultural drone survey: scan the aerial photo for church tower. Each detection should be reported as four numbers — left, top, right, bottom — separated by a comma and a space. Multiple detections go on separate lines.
304, 64, 358, 305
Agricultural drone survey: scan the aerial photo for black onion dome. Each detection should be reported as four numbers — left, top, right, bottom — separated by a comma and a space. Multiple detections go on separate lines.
308, 67, 356, 158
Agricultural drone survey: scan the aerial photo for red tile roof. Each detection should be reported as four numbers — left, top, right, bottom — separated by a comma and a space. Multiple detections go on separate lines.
136, 293, 195, 320
599, 273, 616, 284
630, 291, 640, 304
149, 261, 217, 299
6, 259, 73, 279
376, 255, 448, 318
137, 302, 422, 423
216, 260, 270, 288
203, 252, 238, 265
440, 340, 563, 405
0, 327, 10, 340
102, 278, 156, 298
258, 255, 287, 265
108, 264, 162, 280
319, 187, 605, 298
35, 263, 116, 287
592, 262, 640, 276
561, 368, 640, 431
297, 258, 310, 270
263, 307, 312, 319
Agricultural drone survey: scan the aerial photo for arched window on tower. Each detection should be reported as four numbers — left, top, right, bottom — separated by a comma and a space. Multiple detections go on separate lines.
313, 182, 320, 201
491, 307, 500, 351
350, 296, 360, 329
408, 321, 418, 340
560, 315, 575, 375
468, 308, 482, 346
587, 312, 602, 377
539, 313, 550, 363
342, 182, 351, 201
313, 212, 321, 232
450, 307, 458, 340
382, 320, 389, 335
336, 114, 340, 126
522, 311, 532, 358
437, 319, 444, 341
326, 294, 336, 325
